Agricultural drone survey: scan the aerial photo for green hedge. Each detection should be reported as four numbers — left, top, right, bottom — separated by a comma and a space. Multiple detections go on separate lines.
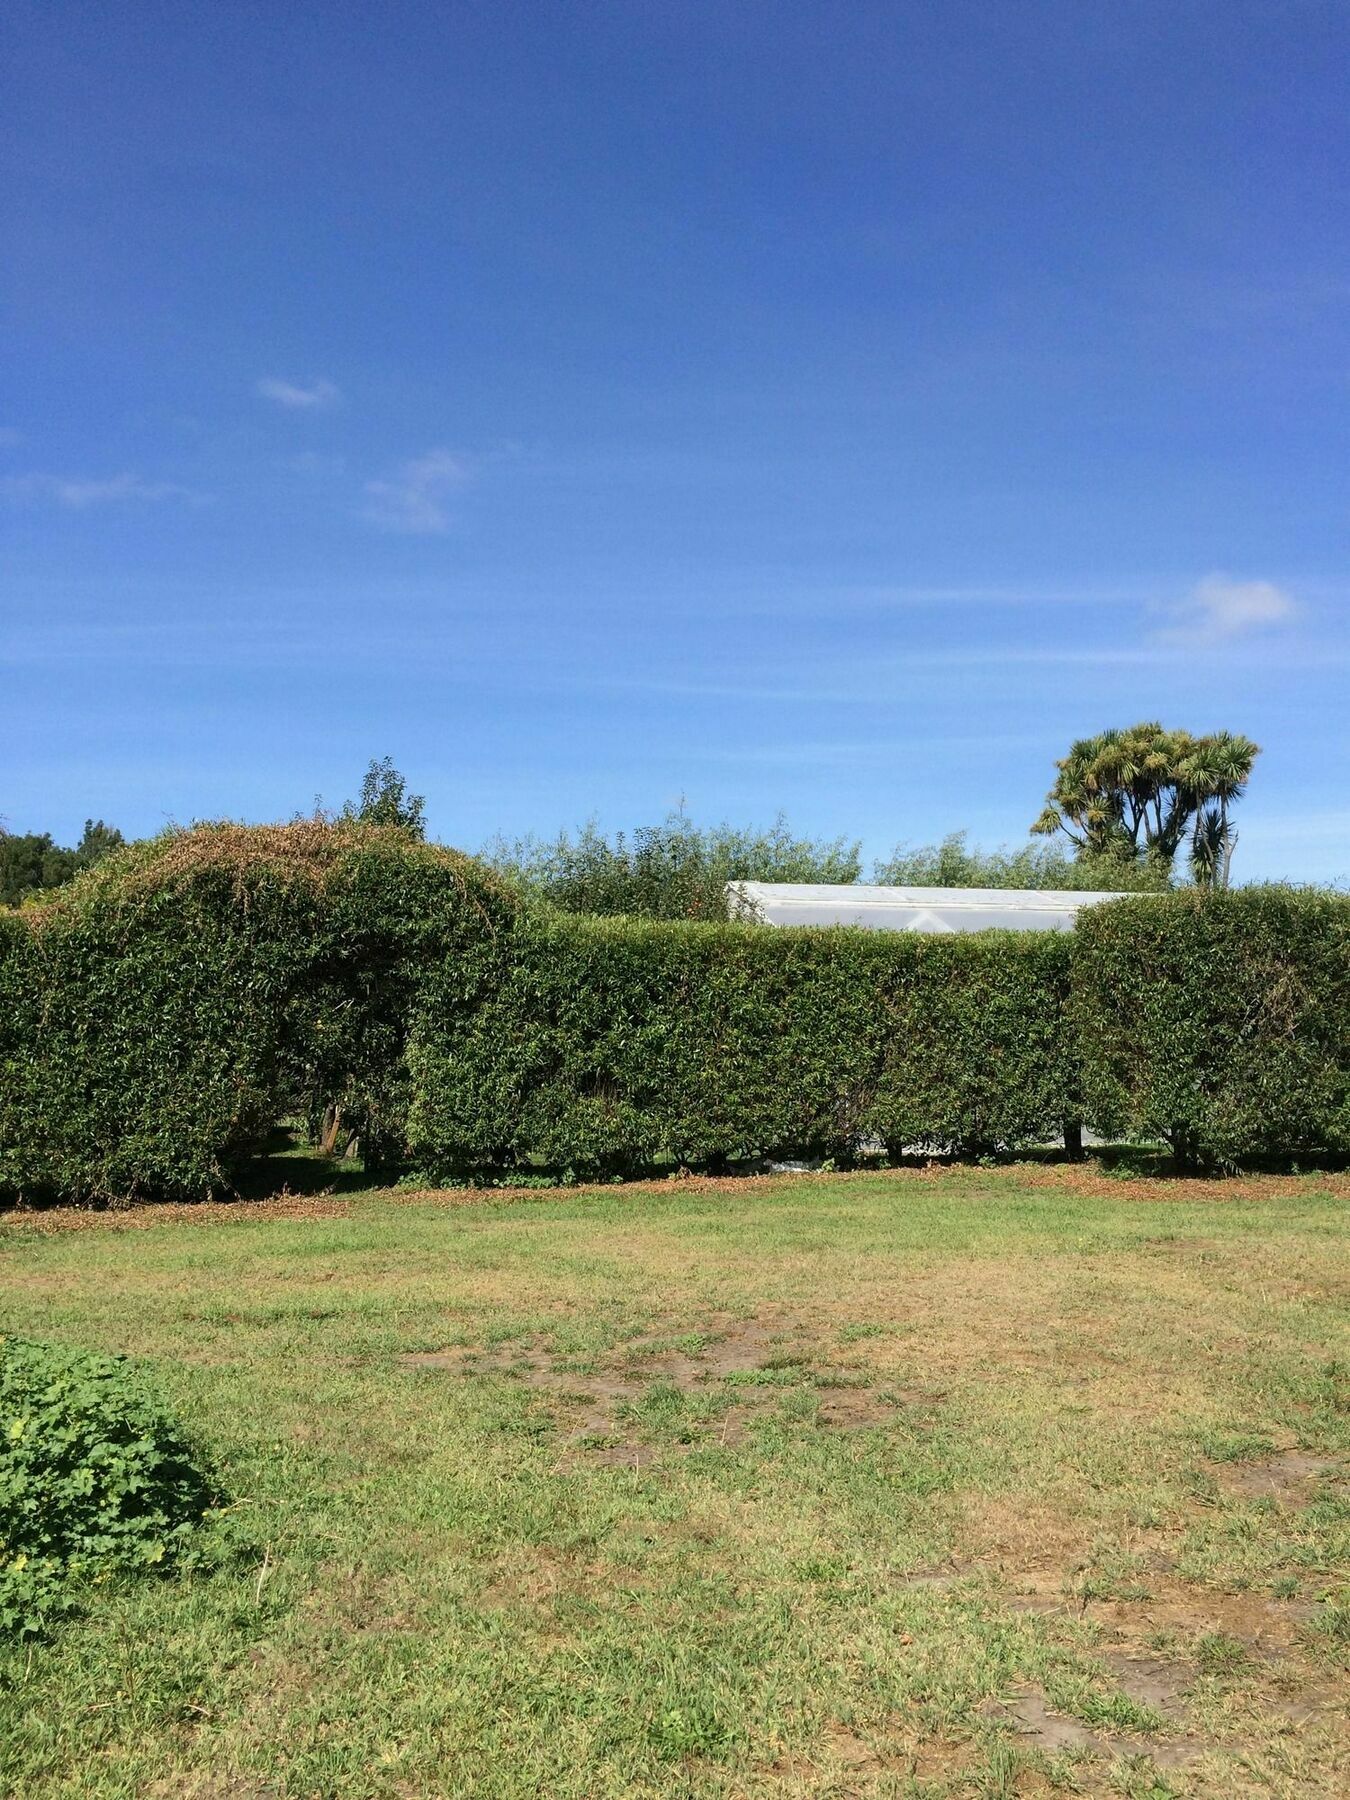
1072, 888, 1350, 1170
6, 838, 1346, 1202
407, 915, 1078, 1177
0, 913, 43, 1199
0, 824, 518, 1204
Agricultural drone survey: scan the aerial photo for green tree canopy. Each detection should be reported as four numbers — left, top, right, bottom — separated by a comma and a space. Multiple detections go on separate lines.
0, 819, 125, 907
1031, 723, 1259, 887
343, 758, 426, 839
74, 819, 126, 871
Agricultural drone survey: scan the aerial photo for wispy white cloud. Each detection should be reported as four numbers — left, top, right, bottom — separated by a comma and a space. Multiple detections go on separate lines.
256, 376, 342, 410
840, 581, 1158, 608
1, 471, 202, 508
362, 448, 471, 534
1152, 573, 1299, 645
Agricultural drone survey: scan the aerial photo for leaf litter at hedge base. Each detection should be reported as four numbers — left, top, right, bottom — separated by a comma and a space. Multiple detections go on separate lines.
6, 1156, 1350, 1237
0, 1166, 1345, 1798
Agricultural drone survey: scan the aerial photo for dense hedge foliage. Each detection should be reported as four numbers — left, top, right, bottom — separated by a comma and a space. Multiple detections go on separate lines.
0, 1335, 220, 1636
0, 912, 42, 1200
3, 826, 1345, 1200
1073, 888, 1350, 1170
407, 916, 1078, 1177
0, 823, 518, 1203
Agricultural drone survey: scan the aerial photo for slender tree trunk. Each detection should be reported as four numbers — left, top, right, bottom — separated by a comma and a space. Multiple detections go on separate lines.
1219, 817, 1235, 890
318, 1104, 343, 1157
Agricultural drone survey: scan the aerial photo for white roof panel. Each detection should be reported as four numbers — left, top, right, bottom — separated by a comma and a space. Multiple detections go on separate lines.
727, 882, 1129, 934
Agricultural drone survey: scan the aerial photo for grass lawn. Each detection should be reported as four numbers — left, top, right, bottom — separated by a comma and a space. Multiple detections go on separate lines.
1, 1163, 1346, 1798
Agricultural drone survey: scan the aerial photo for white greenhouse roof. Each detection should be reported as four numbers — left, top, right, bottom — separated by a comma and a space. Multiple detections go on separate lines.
726, 882, 1129, 934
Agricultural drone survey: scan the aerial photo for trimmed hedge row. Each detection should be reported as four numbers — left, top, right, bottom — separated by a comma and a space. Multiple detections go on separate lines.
406, 916, 1078, 1175
0, 824, 517, 1203
408, 889, 1350, 1179
3, 836, 1346, 1202
1073, 887, 1350, 1170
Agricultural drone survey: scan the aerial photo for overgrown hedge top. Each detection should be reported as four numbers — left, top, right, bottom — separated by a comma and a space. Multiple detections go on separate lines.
20, 819, 512, 915
0, 823, 520, 1203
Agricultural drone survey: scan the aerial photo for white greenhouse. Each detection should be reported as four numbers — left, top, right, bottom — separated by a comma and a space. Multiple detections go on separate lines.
726, 882, 1128, 934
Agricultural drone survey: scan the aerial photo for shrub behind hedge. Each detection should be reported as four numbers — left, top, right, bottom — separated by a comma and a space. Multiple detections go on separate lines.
1072, 887, 1350, 1169
407, 915, 1077, 1177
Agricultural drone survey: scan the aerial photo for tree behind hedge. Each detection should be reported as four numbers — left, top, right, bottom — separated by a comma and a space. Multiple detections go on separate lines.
1032, 722, 1259, 887
1072, 887, 1350, 1170
0, 821, 126, 908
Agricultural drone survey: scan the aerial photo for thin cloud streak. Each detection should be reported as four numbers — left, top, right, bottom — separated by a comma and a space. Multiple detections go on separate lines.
841, 582, 1173, 608
255, 376, 342, 410
1, 471, 203, 508
6, 621, 1348, 693
688, 732, 1050, 768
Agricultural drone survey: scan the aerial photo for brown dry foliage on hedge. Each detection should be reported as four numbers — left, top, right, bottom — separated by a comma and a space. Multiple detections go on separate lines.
16, 820, 508, 922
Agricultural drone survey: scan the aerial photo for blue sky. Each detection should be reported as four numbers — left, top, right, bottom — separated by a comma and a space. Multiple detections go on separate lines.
3, 1, 1347, 879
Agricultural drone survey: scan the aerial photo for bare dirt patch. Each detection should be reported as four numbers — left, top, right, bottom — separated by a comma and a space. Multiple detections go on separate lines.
145, 1779, 279, 1800
400, 1312, 903, 1462
1216, 1449, 1342, 1504
1091, 1581, 1318, 1658
763, 1723, 986, 1793
969, 1493, 1349, 1777
1098, 1648, 1189, 1714
896, 1564, 969, 1593
986, 1688, 1205, 1769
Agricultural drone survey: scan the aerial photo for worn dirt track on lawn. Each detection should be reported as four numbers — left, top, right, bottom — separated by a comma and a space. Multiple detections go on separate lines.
400, 1310, 905, 1465
5, 1159, 1348, 1234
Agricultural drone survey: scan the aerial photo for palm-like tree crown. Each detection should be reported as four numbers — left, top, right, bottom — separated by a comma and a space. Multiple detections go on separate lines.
1031, 723, 1259, 886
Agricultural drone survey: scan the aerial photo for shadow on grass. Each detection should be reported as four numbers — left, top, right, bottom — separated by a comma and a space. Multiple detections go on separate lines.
8, 1131, 1348, 1217
1084, 1143, 1350, 1181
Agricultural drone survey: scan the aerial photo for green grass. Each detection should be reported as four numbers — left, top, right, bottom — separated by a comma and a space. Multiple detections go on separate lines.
1, 1164, 1347, 1797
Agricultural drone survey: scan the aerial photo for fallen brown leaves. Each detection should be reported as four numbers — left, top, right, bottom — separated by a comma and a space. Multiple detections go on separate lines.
5, 1158, 1347, 1236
